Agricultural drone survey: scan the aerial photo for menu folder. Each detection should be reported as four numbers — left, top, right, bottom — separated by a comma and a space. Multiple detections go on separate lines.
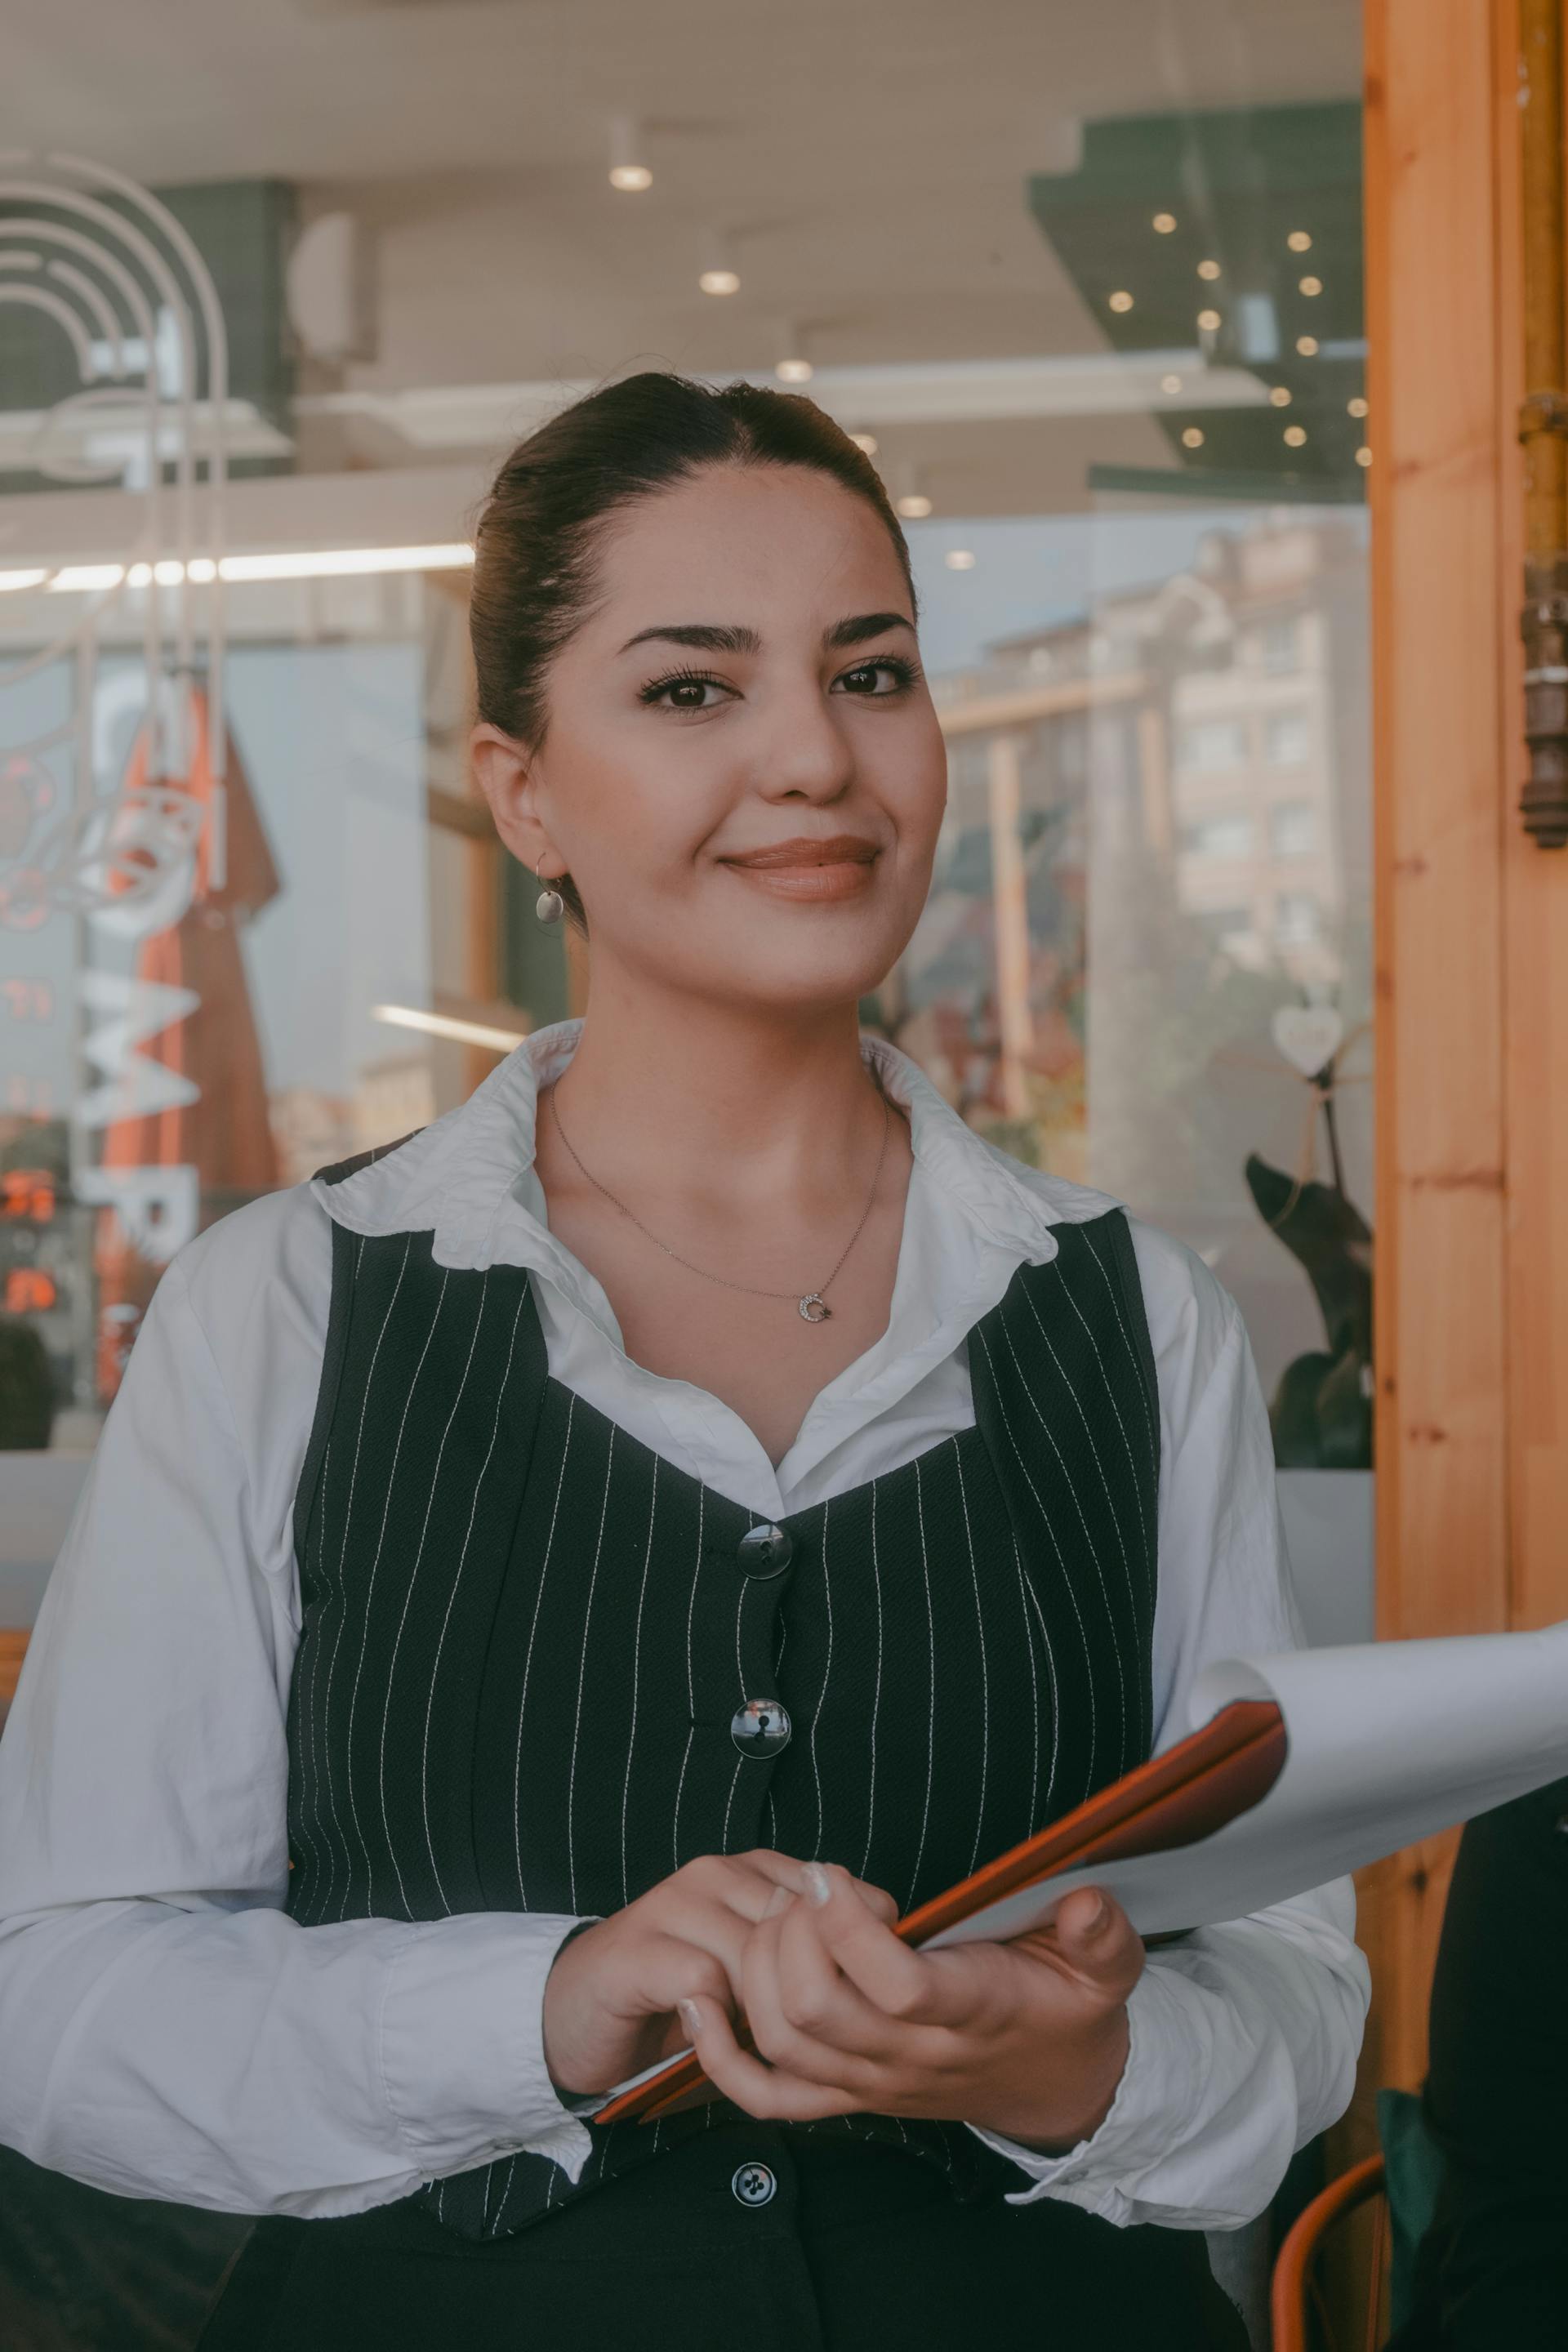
590, 1695, 1288, 2126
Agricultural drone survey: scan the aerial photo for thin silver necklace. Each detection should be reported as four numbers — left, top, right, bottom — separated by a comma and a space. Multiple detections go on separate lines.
548, 1079, 892, 1325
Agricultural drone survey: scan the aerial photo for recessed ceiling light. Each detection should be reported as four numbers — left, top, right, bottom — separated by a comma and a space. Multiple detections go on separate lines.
1356, 445, 1373, 467
611, 164, 652, 192
1296, 335, 1320, 355
608, 116, 652, 194
1182, 426, 1205, 449
775, 358, 813, 383
700, 269, 740, 296
1108, 290, 1134, 313
945, 550, 977, 571
1288, 230, 1312, 252
1197, 259, 1222, 281
1269, 386, 1292, 408
1160, 373, 1183, 394
1298, 275, 1323, 297
1348, 395, 1369, 418
1283, 425, 1308, 447
897, 493, 933, 519
1153, 212, 1178, 233
1197, 308, 1222, 332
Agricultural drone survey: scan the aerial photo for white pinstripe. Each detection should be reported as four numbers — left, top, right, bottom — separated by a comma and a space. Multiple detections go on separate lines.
671, 1486, 703, 1873
314, 1233, 410, 1924
514, 1389, 577, 1905
1009, 1530, 1045, 1829
345, 1265, 451, 1913
858, 1477, 883, 1879
379, 1276, 487, 1918
1017, 1279, 1141, 1685
808, 1497, 833, 1858
995, 1306, 1128, 1757
1018, 1533, 1062, 1815
909, 1454, 937, 1898
289, 1435, 330, 1907
1053, 1245, 1153, 1561
419, 1281, 528, 1914
1080, 1221, 1158, 1452
566, 1423, 616, 1913
719, 1752, 745, 1850
973, 1320, 1096, 1788
952, 1441, 989, 1876
619, 1455, 659, 1909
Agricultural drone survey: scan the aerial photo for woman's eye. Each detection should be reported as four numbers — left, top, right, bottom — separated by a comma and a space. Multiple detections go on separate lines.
833, 659, 915, 697
643, 674, 728, 710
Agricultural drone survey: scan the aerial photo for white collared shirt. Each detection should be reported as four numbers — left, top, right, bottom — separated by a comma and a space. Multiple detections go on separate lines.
0, 1021, 1367, 2230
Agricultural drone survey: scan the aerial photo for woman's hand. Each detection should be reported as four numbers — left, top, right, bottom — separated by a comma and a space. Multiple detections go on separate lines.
679, 1862, 1145, 2154
541, 1850, 884, 2101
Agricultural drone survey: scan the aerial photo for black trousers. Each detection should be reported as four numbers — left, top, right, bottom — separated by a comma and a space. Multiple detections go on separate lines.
197, 2121, 1250, 2352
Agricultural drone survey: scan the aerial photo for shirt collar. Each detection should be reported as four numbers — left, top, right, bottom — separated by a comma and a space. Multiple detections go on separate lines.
312, 1017, 1120, 1300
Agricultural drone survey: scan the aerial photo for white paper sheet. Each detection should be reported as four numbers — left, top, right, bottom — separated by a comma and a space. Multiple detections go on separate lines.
922, 1620, 1568, 1948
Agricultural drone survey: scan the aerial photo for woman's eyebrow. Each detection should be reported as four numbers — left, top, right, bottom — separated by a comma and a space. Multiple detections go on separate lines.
617, 612, 915, 657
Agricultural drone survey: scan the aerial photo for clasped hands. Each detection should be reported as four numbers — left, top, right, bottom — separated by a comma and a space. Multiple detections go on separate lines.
541, 1850, 1143, 2156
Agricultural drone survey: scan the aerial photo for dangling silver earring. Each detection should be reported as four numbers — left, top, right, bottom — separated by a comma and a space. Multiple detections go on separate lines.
534, 858, 565, 926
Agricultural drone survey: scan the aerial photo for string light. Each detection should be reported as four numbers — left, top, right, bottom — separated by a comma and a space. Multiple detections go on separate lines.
1152, 212, 1178, 233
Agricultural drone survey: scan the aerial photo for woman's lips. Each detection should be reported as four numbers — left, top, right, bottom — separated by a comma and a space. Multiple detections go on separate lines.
719, 836, 880, 901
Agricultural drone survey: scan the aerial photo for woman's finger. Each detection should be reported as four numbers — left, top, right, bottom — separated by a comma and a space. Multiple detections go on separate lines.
742, 1904, 919, 2082
1041, 1888, 1146, 2003
677, 1993, 860, 2123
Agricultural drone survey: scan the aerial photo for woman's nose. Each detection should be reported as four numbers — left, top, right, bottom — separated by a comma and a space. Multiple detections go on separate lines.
751, 687, 858, 800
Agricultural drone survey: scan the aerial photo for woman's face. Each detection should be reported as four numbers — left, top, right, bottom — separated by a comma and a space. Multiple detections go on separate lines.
474, 463, 947, 1015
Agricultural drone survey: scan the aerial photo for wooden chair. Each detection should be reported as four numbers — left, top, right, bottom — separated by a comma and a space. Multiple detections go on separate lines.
1271, 2152, 1390, 2352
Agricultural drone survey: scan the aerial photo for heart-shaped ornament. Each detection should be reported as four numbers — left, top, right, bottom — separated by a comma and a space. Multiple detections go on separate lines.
1272, 1004, 1344, 1077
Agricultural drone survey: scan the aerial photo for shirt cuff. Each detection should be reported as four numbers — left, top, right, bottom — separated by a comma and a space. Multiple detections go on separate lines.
379, 1912, 602, 2186
963, 1968, 1189, 2226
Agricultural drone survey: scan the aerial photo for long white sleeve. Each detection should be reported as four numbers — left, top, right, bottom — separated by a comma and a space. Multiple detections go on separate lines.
966, 1227, 1370, 2227
0, 1207, 597, 2216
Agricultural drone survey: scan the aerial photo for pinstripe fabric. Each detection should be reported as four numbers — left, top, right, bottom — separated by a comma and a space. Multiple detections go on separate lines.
286, 1143, 1158, 2243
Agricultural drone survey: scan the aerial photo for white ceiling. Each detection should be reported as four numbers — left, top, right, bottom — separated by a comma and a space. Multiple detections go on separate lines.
6, 0, 1363, 507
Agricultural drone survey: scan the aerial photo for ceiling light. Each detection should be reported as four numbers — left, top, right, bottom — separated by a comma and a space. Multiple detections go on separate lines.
39, 545, 476, 591
849, 431, 878, 456
608, 116, 652, 193
699, 229, 740, 298
897, 493, 933, 519
1182, 426, 1205, 449
774, 319, 813, 383
1152, 212, 1178, 234
1296, 335, 1320, 355
1283, 425, 1307, 447
187, 558, 217, 582
700, 269, 740, 297
1298, 275, 1323, 297
372, 1004, 528, 1054
0, 568, 49, 593
776, 358, 813, 383
44, 564, 126, 593
1287, 230, 1313, 252
1356, 445, 1373, 467
945, 549, 976, 571
1197, 308, 1221, 332
1197, 259, 1221, 281
1269, 386, 1292, 408
1348, 395, 1369, 418
1160, 373, 1183, 394
1108, 290, 1134, 313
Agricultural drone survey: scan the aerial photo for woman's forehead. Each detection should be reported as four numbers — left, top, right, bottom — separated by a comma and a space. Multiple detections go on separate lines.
590, 466, 909, 621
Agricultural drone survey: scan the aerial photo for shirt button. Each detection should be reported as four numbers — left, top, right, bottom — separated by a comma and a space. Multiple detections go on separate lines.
731, 1698, 791, 1757
731, 2161, 777, 2207
737, 1523, 793, 1576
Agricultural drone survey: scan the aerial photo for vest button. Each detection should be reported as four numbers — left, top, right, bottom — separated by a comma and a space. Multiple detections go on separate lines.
737, 1523, 793, 1576
731, 2161, 777, 2207
731, 1698, 791, 1757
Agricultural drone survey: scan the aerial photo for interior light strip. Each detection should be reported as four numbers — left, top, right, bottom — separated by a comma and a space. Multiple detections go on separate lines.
21, 544, 478, 595
372, 1003, 529, 1053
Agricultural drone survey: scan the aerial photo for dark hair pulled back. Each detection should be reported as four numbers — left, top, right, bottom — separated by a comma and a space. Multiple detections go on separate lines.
470, 369, 917, 935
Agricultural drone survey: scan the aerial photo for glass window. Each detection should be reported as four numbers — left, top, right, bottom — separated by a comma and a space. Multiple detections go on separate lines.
1271, 800, 1318, 857
1264, 709, 1313, 767
1258, 616, 1303, 673
1182, 813, 1256, 860
1176, 718, 1251, 773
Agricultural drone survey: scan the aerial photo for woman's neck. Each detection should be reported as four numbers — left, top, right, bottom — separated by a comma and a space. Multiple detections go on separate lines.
545, 965, 893, 1218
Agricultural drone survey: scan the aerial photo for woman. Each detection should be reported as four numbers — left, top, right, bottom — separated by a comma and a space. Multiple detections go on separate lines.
0, 373, 1367, 2349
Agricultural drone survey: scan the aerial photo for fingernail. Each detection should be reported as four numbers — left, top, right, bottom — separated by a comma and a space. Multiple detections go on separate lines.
678, 1998, 702, 2037
803, 1862, 831, 1907
1085, 1894, 1110, 1933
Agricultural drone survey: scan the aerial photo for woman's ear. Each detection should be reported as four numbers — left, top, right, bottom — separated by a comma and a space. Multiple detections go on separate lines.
470, 722, 559, 875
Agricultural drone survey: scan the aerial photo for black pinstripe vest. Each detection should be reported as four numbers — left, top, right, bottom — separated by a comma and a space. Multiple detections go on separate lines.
286, 1138, 1160, 2241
